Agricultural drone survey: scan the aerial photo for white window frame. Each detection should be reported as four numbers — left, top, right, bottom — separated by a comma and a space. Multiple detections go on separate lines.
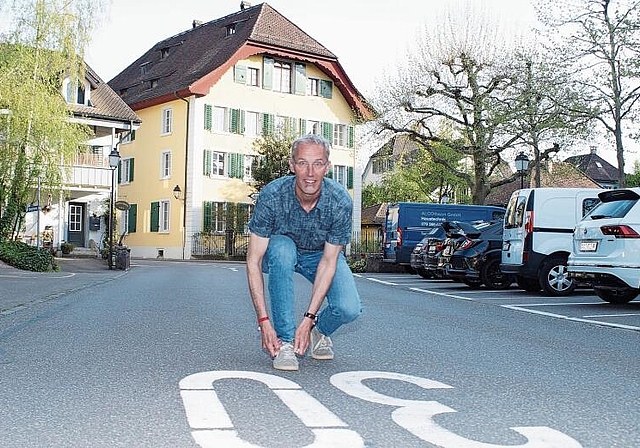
160, 150, 172, 179
159, 200, 170, 233
213, 106, 229, 133
161, 108, 173, 135
244, 155, 254, 181
212, 151, 225, 177
248, 67, 259, 87
273, 60, 292, 93
334, 164, 347, 187
121, 158, 133, 184
245, 111, 260, 137
306, 78, 319, 96
333, 124, 347, 147
307, 120, 321, 135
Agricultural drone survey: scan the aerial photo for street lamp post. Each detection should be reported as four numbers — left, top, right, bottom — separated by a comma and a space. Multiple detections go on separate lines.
515, 152, 530, 189
108, 147, 121, 270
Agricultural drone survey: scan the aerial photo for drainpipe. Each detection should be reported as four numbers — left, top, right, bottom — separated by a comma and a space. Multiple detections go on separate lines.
174, 91, 190, 260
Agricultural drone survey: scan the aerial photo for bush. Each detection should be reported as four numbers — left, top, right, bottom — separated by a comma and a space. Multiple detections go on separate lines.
60, 242, 74, 255
0, 240, 57, 272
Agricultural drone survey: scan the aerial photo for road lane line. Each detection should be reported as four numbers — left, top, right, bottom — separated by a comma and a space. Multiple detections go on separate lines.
583, 313, 640, 318
502, 305, 640, 331
367, 278, 398, 286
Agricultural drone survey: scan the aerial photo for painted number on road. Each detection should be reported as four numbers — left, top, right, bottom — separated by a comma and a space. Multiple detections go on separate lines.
179, 370, 582, 448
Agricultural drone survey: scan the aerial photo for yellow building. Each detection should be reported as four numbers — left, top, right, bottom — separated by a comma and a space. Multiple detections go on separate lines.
109, 2, 372, 259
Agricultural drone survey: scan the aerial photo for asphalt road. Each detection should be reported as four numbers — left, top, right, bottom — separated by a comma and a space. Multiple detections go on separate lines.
0, 261, 638, 447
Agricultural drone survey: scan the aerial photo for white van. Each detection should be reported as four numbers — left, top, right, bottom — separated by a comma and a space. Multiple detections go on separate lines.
501, 188, 602, 296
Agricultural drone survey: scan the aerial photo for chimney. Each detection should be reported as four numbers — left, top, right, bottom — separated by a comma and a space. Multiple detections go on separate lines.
590, 145, 597, 155
240, 1, 252, 10
192, 20, 203, 28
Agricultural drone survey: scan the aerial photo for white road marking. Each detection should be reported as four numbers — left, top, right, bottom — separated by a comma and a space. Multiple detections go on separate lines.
583, 313, 640, 318
367, 278, 398, 286
410, 287, 476, 301
502, 305, 640, 331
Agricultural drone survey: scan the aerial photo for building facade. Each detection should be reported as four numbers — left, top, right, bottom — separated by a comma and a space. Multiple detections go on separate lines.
109, 2, 372, 259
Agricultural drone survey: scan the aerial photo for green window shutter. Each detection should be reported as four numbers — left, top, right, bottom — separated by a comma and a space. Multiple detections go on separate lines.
322, 122, 333, 141
129, 158, 134, 182
320, 80, 333, 99
204, 104, 212, 130
203, 150, 212, 176
262, 113, 274, 136
298, 118, 306, 136
262, 57, 274, 90
347, 166, 354, 189
239, 110, 245, 134
150, 201, 159, 232
325, 168, 333, 179
128, 204, 137, 233
234, 64, 247, 84
203, 201, 212, 231
294, 63, 306, 95
347, 125, 355, 148
231, 109, 242, 134
228, 153, 242, 179
130, 130, 136, 141
117, 161, 122, 184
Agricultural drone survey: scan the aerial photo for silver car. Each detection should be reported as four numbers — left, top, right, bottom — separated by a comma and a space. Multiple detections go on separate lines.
568, 188, 640, 304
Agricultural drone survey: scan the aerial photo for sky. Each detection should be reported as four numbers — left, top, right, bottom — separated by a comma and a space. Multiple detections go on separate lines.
84, 0, 633, 170
86, 0, 536, 96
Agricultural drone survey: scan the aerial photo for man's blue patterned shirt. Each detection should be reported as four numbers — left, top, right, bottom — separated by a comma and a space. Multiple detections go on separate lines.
249, 176, 352, 251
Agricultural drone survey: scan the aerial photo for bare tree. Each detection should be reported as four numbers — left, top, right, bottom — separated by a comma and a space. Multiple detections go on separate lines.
536, 0, 640, 187
374, 1, 535, 204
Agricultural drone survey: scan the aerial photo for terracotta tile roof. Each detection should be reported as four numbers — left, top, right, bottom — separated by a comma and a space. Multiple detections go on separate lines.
361, 203, 388, 224
484, 161, 601, 207
563, 150, 619, 185
69, 63, 140, 124
107, 3, 370, 116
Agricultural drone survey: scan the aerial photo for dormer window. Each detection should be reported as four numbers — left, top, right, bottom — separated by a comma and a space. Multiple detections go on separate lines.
141, 62, 151, 75
149, 79, 158, 89
226, 24, 236, 36
160, 48, 169, 59
62, 77, 91, 106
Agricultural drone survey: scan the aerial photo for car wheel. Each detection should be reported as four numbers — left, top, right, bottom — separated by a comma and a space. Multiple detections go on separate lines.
404, 265, 416, 274
417, 268, 432, 279
593, 287, 638, 304
539, 256, 576, 296
481, 258, 514, 290
462, 279, 483, 289
516, 275, 541, 292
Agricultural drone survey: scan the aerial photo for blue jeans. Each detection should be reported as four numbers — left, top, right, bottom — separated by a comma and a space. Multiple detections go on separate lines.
262, 235, 362, 343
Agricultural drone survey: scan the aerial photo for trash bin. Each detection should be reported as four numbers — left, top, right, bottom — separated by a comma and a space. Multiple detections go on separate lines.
115, 246, 131, 271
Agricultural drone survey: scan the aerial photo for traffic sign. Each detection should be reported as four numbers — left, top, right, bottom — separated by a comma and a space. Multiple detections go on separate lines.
25, 205, 40, 212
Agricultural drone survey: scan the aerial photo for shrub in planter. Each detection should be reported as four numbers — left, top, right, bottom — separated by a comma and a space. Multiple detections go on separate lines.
60, 242, 74, 255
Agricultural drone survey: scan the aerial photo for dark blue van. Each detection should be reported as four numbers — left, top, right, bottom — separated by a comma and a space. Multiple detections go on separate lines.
383, 202, 505, 268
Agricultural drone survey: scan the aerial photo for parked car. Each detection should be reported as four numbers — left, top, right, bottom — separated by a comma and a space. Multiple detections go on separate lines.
445, 220, 515, 289
423, 225, 449, 279
501, 188, 603, 296
410, 235, 432, 279
437, 221, 488, 286
568, 188, 640, 304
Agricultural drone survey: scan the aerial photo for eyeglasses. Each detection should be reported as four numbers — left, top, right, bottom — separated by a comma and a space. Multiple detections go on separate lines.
293, 160, 328, 170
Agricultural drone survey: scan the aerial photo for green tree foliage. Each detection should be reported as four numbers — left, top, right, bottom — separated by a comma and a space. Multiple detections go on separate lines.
250, 130, 295, 192
535, 0, 640, 187
0, 0, 102, 240
362, 137, 469, 207
626, 161, 640, 187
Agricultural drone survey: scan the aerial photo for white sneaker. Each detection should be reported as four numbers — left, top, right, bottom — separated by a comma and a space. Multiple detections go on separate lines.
310, 326, 334, 360
273, 342, 299, 371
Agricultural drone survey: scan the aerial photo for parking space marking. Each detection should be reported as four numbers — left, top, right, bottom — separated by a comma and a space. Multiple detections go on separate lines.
583, 312, 640, 318
410, 288, 476, 301
367, 278, 399, 286
502, 304, 640, 331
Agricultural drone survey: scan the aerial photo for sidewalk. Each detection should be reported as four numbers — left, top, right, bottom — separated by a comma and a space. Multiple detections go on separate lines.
0, 255, 125, 315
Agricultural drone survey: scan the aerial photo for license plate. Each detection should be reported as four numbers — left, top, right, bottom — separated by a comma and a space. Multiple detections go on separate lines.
580, 241, 598, 252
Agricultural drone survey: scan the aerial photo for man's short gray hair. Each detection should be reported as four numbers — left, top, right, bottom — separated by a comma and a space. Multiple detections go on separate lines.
291, 134, 331, 159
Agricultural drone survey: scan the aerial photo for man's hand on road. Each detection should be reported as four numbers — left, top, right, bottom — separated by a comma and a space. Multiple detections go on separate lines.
293, 319, 315, 356
259, 322, 281, 357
